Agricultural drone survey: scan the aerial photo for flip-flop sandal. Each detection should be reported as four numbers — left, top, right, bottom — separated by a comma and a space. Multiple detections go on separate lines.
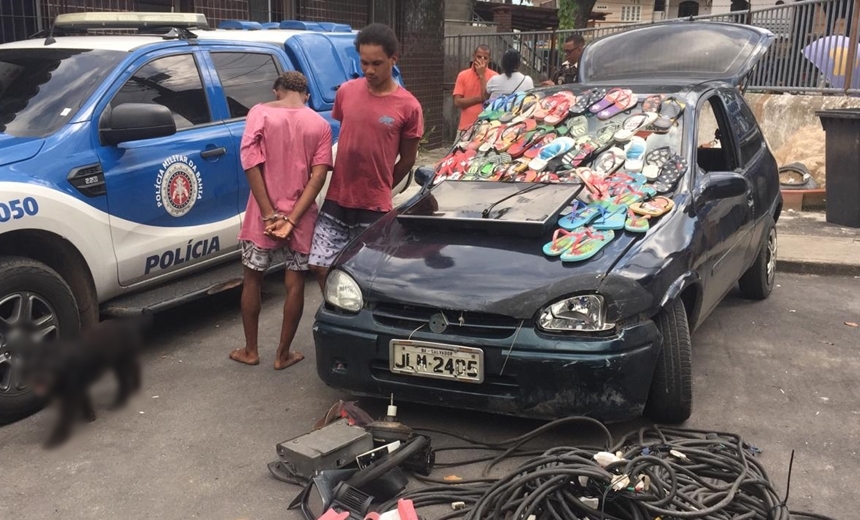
495, 122, 528, 152
592, 203, 627, 231
467, 120, 498, 150
563, 137, 599, 168
653, 97, 686, 131
508, 127, 542, 157
559, 227, 616, 263
543, 96, 570, 126
595, 123, 620, 149
642, 146, 673, 180
535, 171, 559, 183
543, 228, 585, 256
568, 116, 588, 138
569, 88, 602, 115
625, 210, 650, 233
630, 196, 675, 217
653, 155, 688, 193
614, 112, 658, 142
593, 147, 625, 177
478, 125, 507, 153
642, 94, 665, 113
578, 169, 611, 201
623, 136, 648, 173
528, 136, 576, 171
597, 89, 637, 120
558, 200, 602, 230
534, 94, 568, 121
589, 88, 623, 114
524, 133, 558, 159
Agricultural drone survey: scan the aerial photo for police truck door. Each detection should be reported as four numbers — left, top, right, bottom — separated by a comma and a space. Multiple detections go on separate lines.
95, 50, 241, 286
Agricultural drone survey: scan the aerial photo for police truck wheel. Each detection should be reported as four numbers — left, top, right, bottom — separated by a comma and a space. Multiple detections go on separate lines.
0, 257, 80, 424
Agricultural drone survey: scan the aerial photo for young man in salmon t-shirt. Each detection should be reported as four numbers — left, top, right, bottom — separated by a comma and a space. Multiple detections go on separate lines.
230, 72, 333, 370
309, 23, 423, 288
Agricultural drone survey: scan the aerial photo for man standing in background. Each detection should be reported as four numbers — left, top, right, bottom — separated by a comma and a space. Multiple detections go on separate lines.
542, 34, 585, 86
453, 44, 497, 142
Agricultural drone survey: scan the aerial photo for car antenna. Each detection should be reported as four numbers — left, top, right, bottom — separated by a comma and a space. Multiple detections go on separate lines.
44, 10, 57, 45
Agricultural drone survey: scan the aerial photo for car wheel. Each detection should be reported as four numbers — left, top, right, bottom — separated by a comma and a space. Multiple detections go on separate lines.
645, 298, 692, 424
0, 257, 80, 424
738, 218, 776, 301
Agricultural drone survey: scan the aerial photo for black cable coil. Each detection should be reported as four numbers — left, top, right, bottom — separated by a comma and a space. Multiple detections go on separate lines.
375, 417, 835, 520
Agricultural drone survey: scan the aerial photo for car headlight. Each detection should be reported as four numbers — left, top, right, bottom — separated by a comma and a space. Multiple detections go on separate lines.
537, 295, 614, 332
324, 270, 363, 313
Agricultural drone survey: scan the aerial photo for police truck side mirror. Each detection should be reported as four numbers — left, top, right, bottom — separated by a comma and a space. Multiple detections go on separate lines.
99, 103, 177, 146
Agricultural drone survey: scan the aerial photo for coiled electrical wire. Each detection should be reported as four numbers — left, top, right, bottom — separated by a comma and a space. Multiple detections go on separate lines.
376, 417, 837, 520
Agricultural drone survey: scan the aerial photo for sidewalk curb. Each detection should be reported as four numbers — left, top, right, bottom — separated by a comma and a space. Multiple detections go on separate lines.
777, 258, 860, 277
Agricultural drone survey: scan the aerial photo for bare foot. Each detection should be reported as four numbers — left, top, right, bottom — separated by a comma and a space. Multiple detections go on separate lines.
274, 351, 305, 370
229, 348, 260, 366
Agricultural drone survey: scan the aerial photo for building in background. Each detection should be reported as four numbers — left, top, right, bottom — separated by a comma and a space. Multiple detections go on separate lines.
0, 0, 445, 147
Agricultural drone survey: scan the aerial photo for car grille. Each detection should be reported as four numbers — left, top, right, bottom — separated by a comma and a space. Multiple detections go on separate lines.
372, 303, 522, 339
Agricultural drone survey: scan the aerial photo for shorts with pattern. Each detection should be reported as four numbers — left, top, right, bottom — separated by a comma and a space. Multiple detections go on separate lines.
310, 200, 385, 268
241, 240, 309, 272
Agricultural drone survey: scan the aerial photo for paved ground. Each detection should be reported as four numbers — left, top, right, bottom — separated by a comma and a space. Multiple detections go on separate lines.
1, 273, 858, 520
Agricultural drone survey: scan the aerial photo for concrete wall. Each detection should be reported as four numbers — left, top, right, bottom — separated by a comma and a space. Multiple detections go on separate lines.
746, 93, 860, 152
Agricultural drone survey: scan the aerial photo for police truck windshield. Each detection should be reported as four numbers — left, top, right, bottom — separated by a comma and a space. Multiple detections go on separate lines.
0, 49, 124, 138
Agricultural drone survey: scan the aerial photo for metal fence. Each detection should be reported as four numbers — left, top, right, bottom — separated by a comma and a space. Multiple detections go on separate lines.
444, 0, 859, 96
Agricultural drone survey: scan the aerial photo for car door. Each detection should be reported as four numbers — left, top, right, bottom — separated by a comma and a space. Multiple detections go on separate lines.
717, 87, 775, 249
197, 47, 285, 225
95, 49, 241, 286
692, 89, 756, 316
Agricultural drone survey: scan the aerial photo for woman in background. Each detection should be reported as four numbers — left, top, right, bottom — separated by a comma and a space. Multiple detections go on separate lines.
485, 49, 534, 101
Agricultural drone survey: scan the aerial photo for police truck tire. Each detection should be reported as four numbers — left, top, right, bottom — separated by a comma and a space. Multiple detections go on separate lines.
0, 257, 81, 423
645, 298, 693, 424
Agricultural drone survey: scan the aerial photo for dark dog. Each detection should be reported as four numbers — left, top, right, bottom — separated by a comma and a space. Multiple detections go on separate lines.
18, 314, 150, 448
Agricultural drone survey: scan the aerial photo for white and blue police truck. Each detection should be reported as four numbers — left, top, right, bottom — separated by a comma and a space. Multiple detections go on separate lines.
0, 12, 413, 420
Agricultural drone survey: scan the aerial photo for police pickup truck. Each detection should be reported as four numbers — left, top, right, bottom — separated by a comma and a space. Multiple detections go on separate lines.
0, 12, 414, 420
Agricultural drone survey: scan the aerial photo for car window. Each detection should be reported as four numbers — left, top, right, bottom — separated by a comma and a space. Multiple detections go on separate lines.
718, 89, 764, 167
210, 52, 281, 119
695, 96, 736, 174
110, 54, 210, 130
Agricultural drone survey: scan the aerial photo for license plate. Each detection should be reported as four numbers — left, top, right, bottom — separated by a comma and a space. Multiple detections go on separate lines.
389, 340, 483, 384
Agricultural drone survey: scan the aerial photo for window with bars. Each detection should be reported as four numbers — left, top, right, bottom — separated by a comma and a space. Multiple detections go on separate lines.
621, 5, 642, 22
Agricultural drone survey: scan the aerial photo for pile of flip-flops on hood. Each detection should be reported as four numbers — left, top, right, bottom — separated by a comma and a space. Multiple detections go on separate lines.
433, 87, 691, 263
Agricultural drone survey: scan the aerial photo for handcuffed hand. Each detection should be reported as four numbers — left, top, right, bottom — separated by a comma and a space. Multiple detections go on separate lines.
265, 218, 294, 240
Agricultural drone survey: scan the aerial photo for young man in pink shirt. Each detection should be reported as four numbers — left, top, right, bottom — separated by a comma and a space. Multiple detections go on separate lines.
309, 23, 424, 288
231, 72, 333, 370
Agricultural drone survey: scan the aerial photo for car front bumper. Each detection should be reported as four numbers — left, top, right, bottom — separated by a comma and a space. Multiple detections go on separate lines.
313, 304, 662, 421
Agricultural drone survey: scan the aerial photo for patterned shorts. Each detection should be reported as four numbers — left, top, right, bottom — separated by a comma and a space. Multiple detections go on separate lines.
309, 201, 385, 268
241, 240, 309, 272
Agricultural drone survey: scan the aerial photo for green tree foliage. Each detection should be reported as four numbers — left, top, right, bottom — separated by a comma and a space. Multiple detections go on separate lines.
558, 0, 598, 29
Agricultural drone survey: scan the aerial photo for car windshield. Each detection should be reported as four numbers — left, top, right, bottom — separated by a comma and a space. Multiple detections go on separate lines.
0, 48, 124, 138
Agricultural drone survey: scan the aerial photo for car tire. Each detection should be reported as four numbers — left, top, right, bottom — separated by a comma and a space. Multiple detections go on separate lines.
0, 257, 81, 424
738, 219, 777, 301
645, 298, 692, 424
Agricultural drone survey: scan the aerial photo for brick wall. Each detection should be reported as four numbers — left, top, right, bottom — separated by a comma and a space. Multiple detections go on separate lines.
396, 0, 445, 148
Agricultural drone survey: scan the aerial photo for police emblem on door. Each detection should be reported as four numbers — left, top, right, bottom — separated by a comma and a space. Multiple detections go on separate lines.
156, 155, 204, 217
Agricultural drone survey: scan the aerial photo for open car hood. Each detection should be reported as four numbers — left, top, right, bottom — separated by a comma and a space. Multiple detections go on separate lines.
579, 21, 774, 86
335, 208, 645, 320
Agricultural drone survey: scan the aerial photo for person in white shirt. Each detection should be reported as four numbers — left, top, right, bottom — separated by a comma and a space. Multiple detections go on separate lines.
484, 49, 534, 101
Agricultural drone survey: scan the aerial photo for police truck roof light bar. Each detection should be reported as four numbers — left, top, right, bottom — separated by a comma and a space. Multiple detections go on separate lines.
52, 12, 210, 31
